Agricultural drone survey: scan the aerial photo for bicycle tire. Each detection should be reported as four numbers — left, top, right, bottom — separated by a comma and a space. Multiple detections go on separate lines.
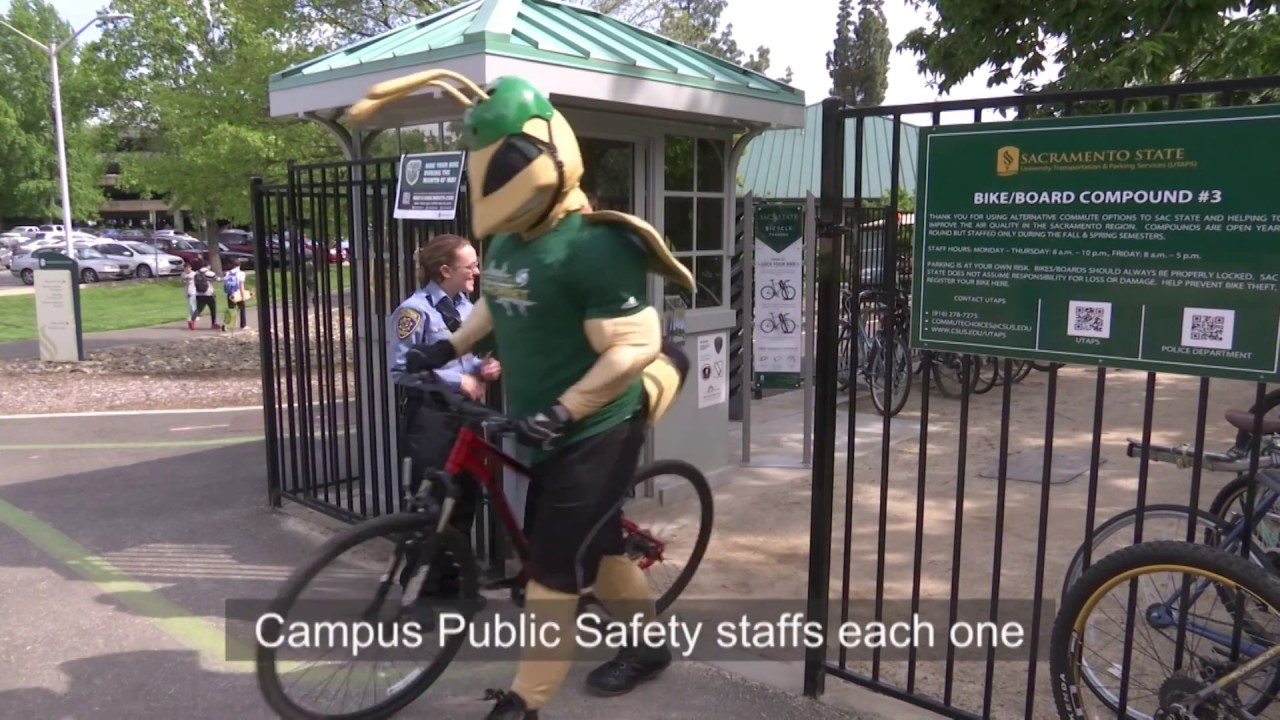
836, 324, 853, 392
1209, 474, 1280, 571
256, 514, 478, 720
969, 356, 999, 395
1059, 504, 1269, 604
1051, 540, 1280, 719
630, 459, 714, 615
867, 338, 912, 418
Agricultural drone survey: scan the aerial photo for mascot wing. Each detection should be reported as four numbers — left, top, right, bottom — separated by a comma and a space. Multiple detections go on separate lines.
581, 211, 695, 290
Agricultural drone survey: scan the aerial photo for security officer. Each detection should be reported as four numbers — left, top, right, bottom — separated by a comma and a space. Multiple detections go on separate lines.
389, 233, 500, 594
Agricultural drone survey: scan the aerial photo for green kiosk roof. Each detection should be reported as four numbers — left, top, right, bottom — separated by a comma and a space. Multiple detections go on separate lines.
268, 0, 806, 129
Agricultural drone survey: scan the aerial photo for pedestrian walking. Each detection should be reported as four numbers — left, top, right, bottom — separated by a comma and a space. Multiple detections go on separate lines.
187, 260, 222, 330
181, 261, 197, 318
221, 258, 251, 331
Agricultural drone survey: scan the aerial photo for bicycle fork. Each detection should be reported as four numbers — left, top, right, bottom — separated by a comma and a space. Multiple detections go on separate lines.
378, 458, 460, 611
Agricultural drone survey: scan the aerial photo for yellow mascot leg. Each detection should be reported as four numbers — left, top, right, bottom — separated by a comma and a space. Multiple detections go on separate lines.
592, 554, 656, 622
583, 554, 672, 696
510, 580, 579, 710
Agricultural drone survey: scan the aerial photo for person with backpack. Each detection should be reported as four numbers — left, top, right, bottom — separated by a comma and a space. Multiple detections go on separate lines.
187, 259, 221, 330
221, 258, 250, 331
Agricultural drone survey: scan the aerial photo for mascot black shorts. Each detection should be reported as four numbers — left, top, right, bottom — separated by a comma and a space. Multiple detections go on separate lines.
524, 398, 649, 595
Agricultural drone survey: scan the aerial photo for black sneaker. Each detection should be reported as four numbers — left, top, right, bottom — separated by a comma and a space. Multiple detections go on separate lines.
483, 689, 538, 719
584, 644, 672, 696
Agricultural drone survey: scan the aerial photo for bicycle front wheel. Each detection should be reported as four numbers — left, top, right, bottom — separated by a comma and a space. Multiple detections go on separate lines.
1051, 541, 1280, 719
256, 513, 477, 720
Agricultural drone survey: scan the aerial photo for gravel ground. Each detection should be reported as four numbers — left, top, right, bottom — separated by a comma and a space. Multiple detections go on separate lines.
1, 320, 353, 415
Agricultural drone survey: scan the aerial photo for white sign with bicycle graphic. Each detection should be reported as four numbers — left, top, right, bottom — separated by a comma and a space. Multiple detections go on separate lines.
754, 234, 804, 374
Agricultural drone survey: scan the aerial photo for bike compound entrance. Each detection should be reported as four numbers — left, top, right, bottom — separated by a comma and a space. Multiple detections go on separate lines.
803, 76, 1280, 718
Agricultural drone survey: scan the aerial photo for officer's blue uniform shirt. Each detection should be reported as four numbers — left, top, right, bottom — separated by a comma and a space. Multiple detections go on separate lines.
389, 280, 482, 388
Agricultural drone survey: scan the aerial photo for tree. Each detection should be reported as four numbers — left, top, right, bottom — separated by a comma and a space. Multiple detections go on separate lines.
899, 0, 1280, 96
0, 0, 107, 224
655, 0, 773, 72
291, 0, 452, 43
84, 0, 344, 271
828, 0, 891, 107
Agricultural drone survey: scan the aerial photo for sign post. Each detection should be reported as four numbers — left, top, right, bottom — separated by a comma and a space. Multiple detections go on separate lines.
911, 105, 1280, 383
393, 150, 466, 220
33, 253, 83, 362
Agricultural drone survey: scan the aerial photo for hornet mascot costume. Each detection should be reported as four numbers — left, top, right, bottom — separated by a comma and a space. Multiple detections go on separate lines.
350, 70, 695, 719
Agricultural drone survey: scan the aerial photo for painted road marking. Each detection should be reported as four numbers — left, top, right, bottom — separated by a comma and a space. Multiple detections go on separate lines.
0, 497, 257, 673
0, 405, 268, 420
170, 424, 231, 432
0, 436, 263, 451
0, 497, 507, 691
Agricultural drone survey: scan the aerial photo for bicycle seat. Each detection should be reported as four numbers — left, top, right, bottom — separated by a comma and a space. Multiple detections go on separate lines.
1224, 409, 1280, 435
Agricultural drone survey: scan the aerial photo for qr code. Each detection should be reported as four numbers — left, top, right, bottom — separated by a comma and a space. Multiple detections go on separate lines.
1073, 305, 1106, 334
1067, 301, 1111, 339
1181, 307, 1235, 350
1188, 314, 1226, 343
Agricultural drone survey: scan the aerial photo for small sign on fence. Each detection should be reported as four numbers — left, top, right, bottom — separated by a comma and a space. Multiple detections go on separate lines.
911, 105, 1280, 383
393, 151, 466, 220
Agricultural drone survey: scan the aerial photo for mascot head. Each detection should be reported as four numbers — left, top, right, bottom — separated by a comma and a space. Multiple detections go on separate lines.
349, 70, 587, 239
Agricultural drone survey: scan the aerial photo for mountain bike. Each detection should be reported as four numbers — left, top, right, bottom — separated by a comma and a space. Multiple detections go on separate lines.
1050, 540, 1280, 719
255, 370, 714, 720
1060, 407, 1280, 602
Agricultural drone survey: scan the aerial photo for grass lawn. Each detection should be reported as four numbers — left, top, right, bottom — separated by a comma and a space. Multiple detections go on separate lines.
0, 268, 351, 343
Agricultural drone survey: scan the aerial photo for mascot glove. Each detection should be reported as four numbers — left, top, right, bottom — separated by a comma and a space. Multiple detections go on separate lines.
406, 339, 457, 374
516, 404, 573, 451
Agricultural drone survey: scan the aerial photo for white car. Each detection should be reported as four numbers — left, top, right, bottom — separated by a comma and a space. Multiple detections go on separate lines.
121, 241, 186, 277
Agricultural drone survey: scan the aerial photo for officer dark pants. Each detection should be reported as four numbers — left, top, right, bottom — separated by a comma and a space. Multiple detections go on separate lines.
401, 398, 480, 593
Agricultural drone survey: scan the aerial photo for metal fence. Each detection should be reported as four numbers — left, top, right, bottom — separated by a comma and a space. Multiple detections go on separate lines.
250, 158, 507, 565
803, 75, 1280, 718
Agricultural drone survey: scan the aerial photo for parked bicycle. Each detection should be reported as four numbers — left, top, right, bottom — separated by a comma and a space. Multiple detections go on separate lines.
760, 311, 798, 335
759, 277, 797, 301
836, 288, 912, 417
255, 370, 714, 720
1050, 539, 1280, 718
1061, 403, 1280, 602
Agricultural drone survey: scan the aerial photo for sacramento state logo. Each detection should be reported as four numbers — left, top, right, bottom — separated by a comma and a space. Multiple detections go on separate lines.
996, 146, 1020, 176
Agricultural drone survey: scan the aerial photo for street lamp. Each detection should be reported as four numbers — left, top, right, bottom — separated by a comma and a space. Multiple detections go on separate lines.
0, 13, 132, 255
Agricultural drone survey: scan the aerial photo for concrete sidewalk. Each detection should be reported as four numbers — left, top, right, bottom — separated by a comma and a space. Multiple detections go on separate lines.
0, 409, 879, 720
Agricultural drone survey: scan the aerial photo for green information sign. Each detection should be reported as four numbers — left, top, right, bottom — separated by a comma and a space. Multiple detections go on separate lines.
753, 203, 806, 390
911, 105, 1280, 382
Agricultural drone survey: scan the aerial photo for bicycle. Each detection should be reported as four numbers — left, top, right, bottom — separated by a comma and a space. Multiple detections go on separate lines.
760, 311, 797, 335
759, 278, 796, 302
1060, 407, 1280, 602
836, 289, 912, 417
1050, 540, 1280, 719
255, 370, 714, 720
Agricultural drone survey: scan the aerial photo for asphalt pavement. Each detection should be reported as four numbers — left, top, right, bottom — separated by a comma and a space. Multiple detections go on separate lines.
0, 407, 869, 720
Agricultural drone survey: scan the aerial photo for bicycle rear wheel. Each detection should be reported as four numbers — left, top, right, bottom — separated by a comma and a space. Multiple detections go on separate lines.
620, 459, 714, 614
256, 513, 478, 720
1051, 541, 1280, 719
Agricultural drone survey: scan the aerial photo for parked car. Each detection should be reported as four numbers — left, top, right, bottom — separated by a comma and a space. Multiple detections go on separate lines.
119, 241, 186, 277
0, 232, 27, 249
10, 246, 130, 285
6, 225, 40, 238
75, 241, 140, 277
0, 244, 11, 269
147, 236, 256, 271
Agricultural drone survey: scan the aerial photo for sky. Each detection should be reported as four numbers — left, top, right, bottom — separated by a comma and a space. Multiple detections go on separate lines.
5, 0, 1060, 125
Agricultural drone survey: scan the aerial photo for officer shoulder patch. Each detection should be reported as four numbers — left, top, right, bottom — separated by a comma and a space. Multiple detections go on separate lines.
396, 307, 423, 340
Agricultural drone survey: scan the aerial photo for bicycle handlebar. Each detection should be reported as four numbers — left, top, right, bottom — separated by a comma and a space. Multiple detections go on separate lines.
1125, 438, 1280, 472
399, 370, 517, 435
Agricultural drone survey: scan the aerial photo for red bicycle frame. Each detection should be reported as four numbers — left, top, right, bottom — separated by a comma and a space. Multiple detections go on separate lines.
438, 424, 663, 575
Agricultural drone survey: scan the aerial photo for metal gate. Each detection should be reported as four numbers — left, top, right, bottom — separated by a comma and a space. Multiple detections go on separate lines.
249, 157, 505, 569
804, 76, 1280, 718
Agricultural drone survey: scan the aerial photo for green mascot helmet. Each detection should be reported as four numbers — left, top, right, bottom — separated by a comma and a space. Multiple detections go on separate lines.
349, 69, 694, 291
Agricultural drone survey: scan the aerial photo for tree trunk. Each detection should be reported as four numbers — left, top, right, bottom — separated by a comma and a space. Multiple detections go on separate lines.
202, 214, 224, 275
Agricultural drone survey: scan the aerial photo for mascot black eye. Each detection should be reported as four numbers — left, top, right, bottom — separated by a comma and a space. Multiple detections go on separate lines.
483, 134, 544, 195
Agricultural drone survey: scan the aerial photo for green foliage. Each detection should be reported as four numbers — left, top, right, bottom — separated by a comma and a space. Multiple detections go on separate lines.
900, 0, 1280, 97
829, 0, 891, 106
0, 0, 107, 223
579, 0, 775, 73
290, 0, 451, 41
83, 0, 345, 237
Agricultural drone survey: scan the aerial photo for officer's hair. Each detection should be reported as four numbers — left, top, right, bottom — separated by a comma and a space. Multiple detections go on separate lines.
416, 233, 472, 287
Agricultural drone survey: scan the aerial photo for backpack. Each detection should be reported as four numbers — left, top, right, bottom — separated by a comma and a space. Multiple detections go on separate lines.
193, 270, 210, 294
223, 271, 241, 295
